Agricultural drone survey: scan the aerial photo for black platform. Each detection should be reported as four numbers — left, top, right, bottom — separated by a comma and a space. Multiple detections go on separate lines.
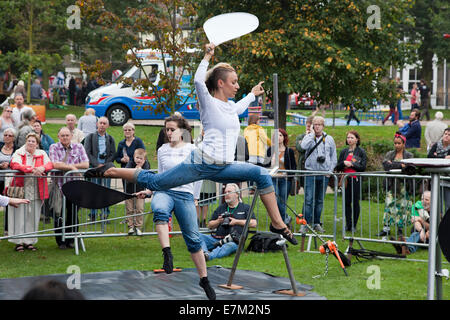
0, 266, 325, 300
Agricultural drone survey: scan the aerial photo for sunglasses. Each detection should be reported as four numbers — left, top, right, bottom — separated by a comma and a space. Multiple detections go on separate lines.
3, 134, 14, 137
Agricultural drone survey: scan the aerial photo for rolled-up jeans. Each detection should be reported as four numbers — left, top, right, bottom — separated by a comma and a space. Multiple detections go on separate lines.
151, 190, 201, 253
199, 233, 238, 260
304, 175, 329, 225
135, 149, 274, 195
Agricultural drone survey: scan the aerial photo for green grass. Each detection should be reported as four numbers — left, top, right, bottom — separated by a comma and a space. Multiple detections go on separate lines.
1, 105, 446, 299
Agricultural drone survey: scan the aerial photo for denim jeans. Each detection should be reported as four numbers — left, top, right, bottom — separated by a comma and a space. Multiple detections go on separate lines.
272, 177, 292, 224
89, 177, 111, 219
304, 175, 329, 225
406, 231, 422, 254
151, 190, 202, 253
199, 233, 238, 260
136, 149, 274, 194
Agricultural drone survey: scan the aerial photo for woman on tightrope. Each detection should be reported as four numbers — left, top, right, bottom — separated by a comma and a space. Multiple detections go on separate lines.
85, 43, 297, 247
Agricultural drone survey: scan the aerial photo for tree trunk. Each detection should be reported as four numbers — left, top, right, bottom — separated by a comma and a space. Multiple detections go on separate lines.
278, 92, 288, 130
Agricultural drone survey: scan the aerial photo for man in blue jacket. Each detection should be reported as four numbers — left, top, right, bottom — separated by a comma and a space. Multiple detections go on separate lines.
404, 109, 422, 149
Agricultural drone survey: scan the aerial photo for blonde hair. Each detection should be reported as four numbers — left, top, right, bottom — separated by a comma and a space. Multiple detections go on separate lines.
25, 132, 40, 145
205, 62, 235, 95
123, 121, 135, 130
312, 116, 325, 125
134, 148, 147, 159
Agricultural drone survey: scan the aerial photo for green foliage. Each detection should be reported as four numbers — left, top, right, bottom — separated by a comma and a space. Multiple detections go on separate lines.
195, 0, 418, 123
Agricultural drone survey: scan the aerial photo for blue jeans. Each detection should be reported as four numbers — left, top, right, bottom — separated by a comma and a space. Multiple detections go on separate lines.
199, 233, 238, 260
392, 99, 403, 121
405, 231, 422, 254
304, 175, 329, 225
89, 177, 111, 219
136, 149, 274, 194
272, 177, 291, 224
150, 190, 202, 253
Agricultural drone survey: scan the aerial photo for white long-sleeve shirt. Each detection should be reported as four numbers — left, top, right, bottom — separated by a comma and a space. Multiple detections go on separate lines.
0, 195, 9, 207
194, 60, 255, 163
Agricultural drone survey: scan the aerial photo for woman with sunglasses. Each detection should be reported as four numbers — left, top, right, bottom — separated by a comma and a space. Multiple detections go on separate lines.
115, 122, 145, 168
0, 106, 16, 142
0, 127, 18, 237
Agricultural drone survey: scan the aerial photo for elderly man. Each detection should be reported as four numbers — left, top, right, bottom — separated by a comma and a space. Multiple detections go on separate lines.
300, 116, 337, 233
65, 114, 85, 144
11, 93, 33, 126
393, 191, 431, 255
83, 116, 116, 220
49, 127, 89, 249
425, 111, 447, 152
199, 183, 256, 261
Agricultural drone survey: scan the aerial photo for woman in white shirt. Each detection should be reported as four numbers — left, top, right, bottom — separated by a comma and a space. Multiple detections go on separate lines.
86, 43, 297, 246
136, 115, 214, 299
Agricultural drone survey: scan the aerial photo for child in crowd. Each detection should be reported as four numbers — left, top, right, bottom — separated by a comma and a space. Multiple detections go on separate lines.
124, 148, 150, 235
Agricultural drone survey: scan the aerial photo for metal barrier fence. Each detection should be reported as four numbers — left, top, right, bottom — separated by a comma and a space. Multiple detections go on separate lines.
0, 168, 446, 260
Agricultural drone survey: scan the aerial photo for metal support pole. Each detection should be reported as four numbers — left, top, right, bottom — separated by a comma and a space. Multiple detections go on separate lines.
273, 74, 279, 169
279, 239, 300, 295
220, 189, 260, 289
427, 172, 443, 300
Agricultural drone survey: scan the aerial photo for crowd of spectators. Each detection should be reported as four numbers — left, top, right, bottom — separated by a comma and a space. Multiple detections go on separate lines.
0, 99, 447, 260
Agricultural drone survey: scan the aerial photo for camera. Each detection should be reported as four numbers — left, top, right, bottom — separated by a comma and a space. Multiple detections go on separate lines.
212, 230, 240, 249
317, 155, 326, 163
220, 212, 233, 227
99, 153, 107, 160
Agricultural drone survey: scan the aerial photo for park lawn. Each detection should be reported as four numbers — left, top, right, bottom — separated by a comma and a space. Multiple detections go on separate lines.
1, 188, 448, 300
1, 106, 445, 299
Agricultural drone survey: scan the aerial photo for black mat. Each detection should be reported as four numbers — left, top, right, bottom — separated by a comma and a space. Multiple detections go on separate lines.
0, 266, 325, 300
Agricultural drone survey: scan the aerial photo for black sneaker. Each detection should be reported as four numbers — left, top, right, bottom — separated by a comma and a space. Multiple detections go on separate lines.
162, 247, 173, 274
84, 162, 114, 178
270, 224, 298, 245
199, 277, 216, 300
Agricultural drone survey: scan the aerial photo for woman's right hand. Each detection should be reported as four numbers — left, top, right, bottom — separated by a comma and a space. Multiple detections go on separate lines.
204, 43, 215, 61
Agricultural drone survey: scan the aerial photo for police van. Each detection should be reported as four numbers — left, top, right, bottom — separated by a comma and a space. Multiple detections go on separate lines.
86, 49, 248, 125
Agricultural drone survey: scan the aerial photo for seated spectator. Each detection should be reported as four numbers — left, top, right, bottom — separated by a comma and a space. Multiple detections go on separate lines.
77, 108, 97, 137
200, 183, 256, 261
425, 112, 447, 152
377, 132, 413, 238
8, 132, 53, 252
428, 127, 450, 212
32, 119, 54, 155
403, 109, 422, 148
392, 191, 430, 255
16, 109, 37, 148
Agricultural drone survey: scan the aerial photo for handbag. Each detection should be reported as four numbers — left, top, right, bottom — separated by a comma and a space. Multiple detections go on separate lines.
6, 186, 24, 199
48, 181, 63, 217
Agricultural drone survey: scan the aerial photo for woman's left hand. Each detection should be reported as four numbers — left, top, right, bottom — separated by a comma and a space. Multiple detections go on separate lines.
251, 81, 265, 96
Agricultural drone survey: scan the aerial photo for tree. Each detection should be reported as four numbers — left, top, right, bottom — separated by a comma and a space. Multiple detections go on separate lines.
76, 0, 199, 115
0, 0, 73, 102
195, 0, 418, 129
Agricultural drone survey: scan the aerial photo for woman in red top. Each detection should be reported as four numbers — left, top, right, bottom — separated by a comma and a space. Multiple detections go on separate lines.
335, 131, 367, 232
